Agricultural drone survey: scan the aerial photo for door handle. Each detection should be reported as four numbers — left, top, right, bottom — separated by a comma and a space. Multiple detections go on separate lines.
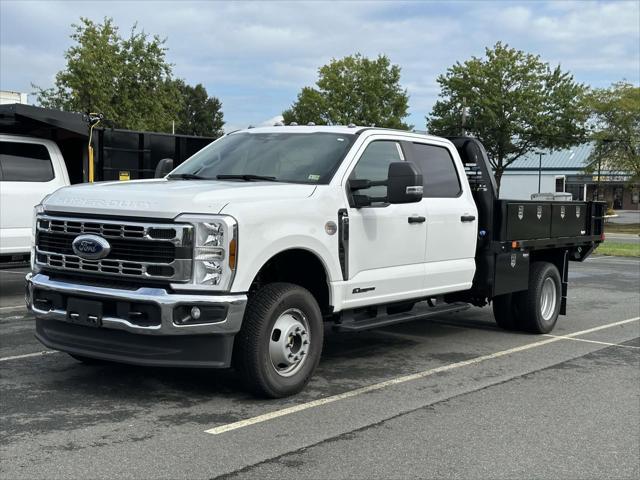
460, 215, 476, 222
408, 216, 426, 224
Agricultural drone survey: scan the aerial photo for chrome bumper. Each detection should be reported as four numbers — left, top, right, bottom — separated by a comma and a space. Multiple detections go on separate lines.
26, 273, 247, 336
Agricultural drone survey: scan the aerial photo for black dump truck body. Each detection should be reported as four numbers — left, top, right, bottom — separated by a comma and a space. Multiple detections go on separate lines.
448, 137, 605, 313
0, 104, 214, 184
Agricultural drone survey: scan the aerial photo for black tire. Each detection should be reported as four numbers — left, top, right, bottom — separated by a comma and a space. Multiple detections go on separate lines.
68, 353, 108, 365
233, 282, 323, 398
492, 293, 518, 330
513, 261, 562, 334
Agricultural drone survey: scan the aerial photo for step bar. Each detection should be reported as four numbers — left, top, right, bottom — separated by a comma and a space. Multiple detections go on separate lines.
334, 301, 470, 332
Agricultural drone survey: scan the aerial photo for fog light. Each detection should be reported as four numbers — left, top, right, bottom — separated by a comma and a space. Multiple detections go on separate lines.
173, 305, 228, 326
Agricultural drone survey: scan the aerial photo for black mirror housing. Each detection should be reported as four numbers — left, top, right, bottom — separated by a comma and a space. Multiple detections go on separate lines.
387, 162, 423, 204
352, 194, 372, 208
155, 158, 175, 178
349, 179, 371, 191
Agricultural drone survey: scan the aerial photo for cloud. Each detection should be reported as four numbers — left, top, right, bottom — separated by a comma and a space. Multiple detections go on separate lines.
1, 0, 638, 129
257, 115, 285, 127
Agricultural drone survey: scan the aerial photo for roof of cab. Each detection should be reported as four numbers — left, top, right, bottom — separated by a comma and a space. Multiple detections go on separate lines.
229, 125, 447, 143
230, 125, 366, 135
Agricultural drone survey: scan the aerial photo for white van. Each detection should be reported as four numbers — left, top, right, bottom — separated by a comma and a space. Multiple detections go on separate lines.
0, 134, 70, 264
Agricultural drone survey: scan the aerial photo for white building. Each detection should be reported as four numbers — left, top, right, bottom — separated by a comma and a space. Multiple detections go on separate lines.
500, 144, 639, 210
0, 90, 28, 105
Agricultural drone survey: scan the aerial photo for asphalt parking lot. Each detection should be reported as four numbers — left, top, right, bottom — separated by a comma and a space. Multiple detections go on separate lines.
1, 256, 639, 480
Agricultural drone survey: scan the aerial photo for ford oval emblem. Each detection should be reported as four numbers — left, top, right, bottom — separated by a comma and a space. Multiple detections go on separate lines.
72, 234, 111, 260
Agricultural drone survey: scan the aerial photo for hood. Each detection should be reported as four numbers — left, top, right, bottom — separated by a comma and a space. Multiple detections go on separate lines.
43, 179, 317, 219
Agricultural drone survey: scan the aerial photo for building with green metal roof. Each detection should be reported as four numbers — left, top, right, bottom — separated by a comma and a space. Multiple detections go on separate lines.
500, 143, 638, 209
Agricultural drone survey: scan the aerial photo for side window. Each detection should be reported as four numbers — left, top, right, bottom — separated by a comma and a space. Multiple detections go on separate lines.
0, 141, 54, 182
350, 141, 403, 199
410, 143, 461, 198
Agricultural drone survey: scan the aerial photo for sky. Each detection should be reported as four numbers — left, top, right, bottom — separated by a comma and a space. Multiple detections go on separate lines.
1, 0, 639, 132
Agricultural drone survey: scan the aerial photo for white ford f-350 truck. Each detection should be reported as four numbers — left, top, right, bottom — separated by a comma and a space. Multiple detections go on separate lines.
26, 126, 605, 397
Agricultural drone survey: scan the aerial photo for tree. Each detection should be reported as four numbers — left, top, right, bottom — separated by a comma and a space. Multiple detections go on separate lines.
585, 82, 640, 182
283, 54, 411, 129
427, 42, 589, 192
174, 80, 224, 137
33, 17, 179, 132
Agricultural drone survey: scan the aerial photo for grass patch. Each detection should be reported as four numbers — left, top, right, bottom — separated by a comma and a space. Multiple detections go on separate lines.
594, 242, 640, 257
605, 223, 640, 234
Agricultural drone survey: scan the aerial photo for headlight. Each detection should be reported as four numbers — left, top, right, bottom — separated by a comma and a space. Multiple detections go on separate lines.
31, 204, 45, 272
173, 214, 238, 291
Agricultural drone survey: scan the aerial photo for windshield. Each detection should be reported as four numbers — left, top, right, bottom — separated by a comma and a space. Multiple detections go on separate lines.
170, 132, 356, 184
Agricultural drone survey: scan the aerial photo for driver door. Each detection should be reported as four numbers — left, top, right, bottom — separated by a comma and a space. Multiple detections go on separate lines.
343, 139, 427, 309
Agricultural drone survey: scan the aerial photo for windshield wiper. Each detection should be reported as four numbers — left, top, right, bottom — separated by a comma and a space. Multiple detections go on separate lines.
216, 174, 278, 182
166, 173, 208, 180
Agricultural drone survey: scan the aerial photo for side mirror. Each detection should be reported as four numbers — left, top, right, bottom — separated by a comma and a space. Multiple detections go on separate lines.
155, 158, 174, 178
387, 162, 423, 204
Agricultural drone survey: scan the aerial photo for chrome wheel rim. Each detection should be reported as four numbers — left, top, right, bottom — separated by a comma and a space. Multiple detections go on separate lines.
269, 308, 310, 377
540, 277, 557, 321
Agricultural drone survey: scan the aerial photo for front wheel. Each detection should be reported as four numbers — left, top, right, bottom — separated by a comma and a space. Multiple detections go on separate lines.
68, 353, 108, 365
514, 261, 562, 334
233, 283, 323, 398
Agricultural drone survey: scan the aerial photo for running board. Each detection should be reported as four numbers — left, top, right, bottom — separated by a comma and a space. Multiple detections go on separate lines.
334, 301, 470, 332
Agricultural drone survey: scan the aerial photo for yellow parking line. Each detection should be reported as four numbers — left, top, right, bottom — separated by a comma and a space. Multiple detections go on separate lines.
543, 334, 640, 349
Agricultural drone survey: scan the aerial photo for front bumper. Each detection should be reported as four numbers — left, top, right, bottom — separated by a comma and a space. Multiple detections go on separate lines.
26, 273, 247, 367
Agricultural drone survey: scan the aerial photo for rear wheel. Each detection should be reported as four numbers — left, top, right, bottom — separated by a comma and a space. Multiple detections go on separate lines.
233, 282, 323, 398
514, 261, 562, 334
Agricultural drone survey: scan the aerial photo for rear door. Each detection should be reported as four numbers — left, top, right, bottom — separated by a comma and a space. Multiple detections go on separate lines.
405, 140, 477, 293
0, 138, 68, 254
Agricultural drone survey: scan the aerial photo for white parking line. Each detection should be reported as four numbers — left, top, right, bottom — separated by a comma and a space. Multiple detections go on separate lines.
587, 256, 640, 263
0, 305, 25, 311
0, 270, 28, 275
205, 316, 640, 435
544, 334, 640, 349
0, 351, 59, 362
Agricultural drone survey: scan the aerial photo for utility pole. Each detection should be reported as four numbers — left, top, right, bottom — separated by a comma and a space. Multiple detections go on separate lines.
461, 97, 467, 136
536, 151, 546, 193
595, 156, 602, 201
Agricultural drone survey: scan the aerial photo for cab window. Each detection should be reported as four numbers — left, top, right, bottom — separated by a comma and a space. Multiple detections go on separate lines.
0, 142, 54, 182
350, 141, 404, 199
410, 143, 461, 197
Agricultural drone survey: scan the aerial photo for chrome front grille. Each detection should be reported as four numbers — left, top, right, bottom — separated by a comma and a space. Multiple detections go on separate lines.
43, 218, 178, 240
44, 253, 145, 275
35, 215, 193, 282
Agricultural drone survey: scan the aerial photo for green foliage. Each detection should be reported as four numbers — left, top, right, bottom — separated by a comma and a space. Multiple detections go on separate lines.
585, 82, 640, 182
427, 42, 589, 190
283, 54, 411, 129
173, 80, 224, 137
594, 242, 640, 258
33, 17, 223, 136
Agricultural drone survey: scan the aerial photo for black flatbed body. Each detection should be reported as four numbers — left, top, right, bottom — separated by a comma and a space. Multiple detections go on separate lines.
447, 137, 605, 308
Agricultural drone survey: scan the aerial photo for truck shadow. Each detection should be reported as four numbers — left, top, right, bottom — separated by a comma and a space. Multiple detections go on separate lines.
2, 314, 507, 439
56, 312, 497, 399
